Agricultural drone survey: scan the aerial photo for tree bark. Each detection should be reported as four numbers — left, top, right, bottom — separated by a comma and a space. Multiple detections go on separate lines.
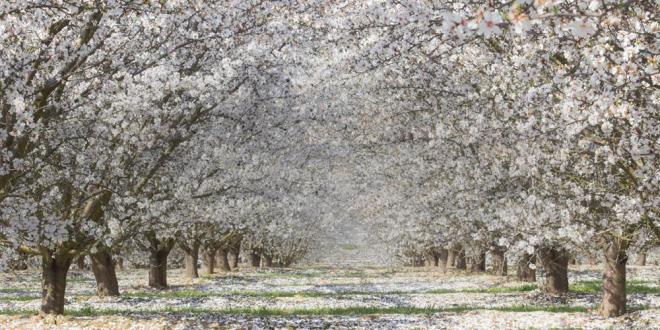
470, 251, 486, 272
227, 238, 241, 271
491, 247, 507, 276
248, 251, 261, 267
262, 254, 273, 268
148, 242, 173, 289
538, 247, 569, 294
599, 238, 629, 317
90, 249, 120, 296
455, 248, 467, 270
41, 253, 73, 315
182, 241, 200, 279
75, 256, 88, 270
202, 248, 216, 275
216, 247, 231, 272
447, 249, 456, 268
437, 248, 449, 273
424, 250, 438, 267
517, 253, 536, 282
115, 255, 124, 271
634, 252, 646, 266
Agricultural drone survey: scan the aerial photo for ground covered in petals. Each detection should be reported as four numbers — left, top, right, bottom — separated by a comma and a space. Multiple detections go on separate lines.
0, 266, 658, 329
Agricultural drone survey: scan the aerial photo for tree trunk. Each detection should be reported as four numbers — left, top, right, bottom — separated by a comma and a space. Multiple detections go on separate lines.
262, 254, 273, 268
228, 238, 241, 271
538, 247, 569, 294
470, 251, 486, 272
115, 256, 124, 271
202, 248, 216, 275
90, 249, 120, 297
75, 256, 88, 270
517, 253, 536, 282
634, 252, 646, 266
599, 238, 629, 317
216, 248, 231, 272
227, 249, 239, 270
41, 253, 73, 315
183, 242, 200, 279
148, 245, 172, 289
424, 250, 438, 267
248, 251, 261, 267
447, 249, 456, 268
437, 248, 449, 273
455, 248, 467, 270
491, 247, 507, 276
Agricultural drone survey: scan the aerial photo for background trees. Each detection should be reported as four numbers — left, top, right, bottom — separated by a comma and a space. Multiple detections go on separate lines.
1, 0, 657, 318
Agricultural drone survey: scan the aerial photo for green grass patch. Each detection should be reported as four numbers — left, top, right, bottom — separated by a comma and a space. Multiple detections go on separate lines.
427, 284, 538, 294
339, 244, 358, 251
570, 280, 659, 294
0, 295, 40, 302
0, 288, 32, 293
123, 283, 539, 299
0, 304, 601, 317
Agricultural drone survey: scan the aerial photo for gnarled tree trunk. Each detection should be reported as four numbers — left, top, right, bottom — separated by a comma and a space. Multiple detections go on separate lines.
148, 239, 174, 289
599, 238, 629, 317
517, 253, 536, 282
491, 247, 507, 276
216, 247, 231, 272
202, 248, 216, 275
538, 247, 569, 294
90, 249, 120, 296
41, 253, 73, 315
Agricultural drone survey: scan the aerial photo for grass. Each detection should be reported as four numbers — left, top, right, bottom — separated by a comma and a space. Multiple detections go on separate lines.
121, 283, 540, 299
427, 284, 538, 294
0, 304, 600, 317
339, 244, 358, 251
570, 280, 659, 294
0, 288, 32, 293
0, 295, 39, 302
1, 280, 656, 302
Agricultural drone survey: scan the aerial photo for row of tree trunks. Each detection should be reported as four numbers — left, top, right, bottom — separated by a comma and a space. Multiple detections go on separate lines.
424, 251, 438, 267
423, 249, 449, 272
